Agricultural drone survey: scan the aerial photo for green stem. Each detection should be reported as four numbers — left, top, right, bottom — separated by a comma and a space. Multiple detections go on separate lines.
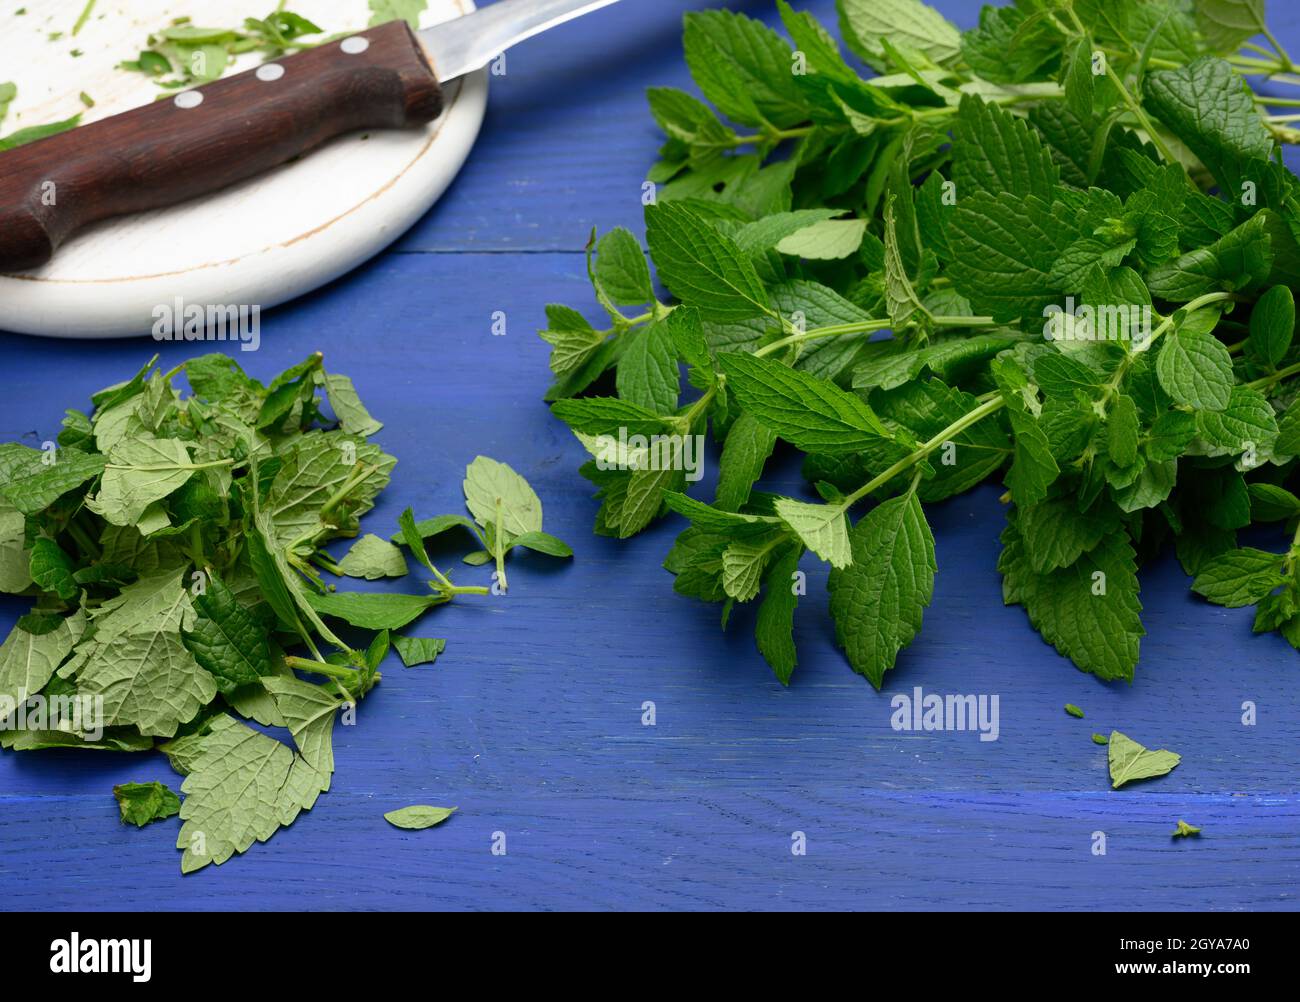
1286, 520, 1300, 574
722, 125, 815, 149
311, 552, 343, 575
104, 458, 235, 472
1060, 4, 1178, 167
1263, 27, 1296, 73
435, 582, 491, 598
318, 462, 380, 527
1104, 63, 1180, 165
841, 397, 1006, 508
1227, 54, 1289, 72
492, 501, 508, 593
284, 655, 359, 679
679, 386, 717, 429
1134, 292, 1234, 355
1246, 359, 1300, 391
284, 656, 362, 701
71, 0, 97, 35
189, 521, 204, 568
932, 314, 998, 328
754, 319, 892, 358
65, 518, 100, 559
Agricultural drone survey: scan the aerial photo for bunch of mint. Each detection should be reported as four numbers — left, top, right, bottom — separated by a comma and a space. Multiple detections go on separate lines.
0, 353, 568, 871
542, 0, 1300, 687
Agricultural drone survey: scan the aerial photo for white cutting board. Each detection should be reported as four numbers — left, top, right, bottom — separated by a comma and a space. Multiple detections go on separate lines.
0, 0, 487, 338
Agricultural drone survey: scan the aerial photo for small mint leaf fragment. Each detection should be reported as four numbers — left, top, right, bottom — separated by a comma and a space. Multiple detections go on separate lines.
113, 781, 181, 827
384, 805, 457, 830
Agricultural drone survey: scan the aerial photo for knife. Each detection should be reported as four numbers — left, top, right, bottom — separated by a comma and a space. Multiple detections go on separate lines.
0, 0, 619, 272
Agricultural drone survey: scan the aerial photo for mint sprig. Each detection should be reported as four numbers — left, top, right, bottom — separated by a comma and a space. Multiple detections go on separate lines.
541, 0, 1300, 687
0, 353, 565, 872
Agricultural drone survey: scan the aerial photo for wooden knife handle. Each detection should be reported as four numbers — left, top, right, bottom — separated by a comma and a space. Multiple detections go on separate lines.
0, 20, 442, 272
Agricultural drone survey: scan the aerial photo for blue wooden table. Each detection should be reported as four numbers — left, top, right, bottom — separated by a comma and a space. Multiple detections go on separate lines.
2, 0, 1298, 911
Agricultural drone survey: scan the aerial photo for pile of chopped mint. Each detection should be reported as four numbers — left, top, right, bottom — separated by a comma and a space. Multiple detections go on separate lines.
0, 1, 429, 150
0, 353, 569, 871
541, 0, 1300, 688
118, 1, 427, 89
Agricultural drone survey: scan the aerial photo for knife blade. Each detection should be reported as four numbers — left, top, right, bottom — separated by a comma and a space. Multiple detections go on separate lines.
0, 0, 621, 272
422, 0, 622, 82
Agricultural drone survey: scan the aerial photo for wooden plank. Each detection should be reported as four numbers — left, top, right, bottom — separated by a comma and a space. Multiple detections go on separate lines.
0, 250, 1296, 907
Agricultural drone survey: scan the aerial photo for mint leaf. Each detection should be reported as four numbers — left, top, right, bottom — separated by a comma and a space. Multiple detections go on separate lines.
178, 714, 326, 872
1249, 482, 1300, 521
507, 530, 573, 558
1192, 547, 1288, 606
339, 533, 409, 580
384, 805, 457, 829
776, 218, 868, 260
644, 202, 773, 322
951, 94, 1058, 201
774, 498, 850, 567
946, 192, 1070, 324
0, 500, 32, 593
1000, 518, 1144, 682
551, 396, 668, 437
828, 491, 936, 688
1108, 730, 1181, 789
305, 591, 443, 631
1146, 213, 1272, 301
1248, 284, 1294, 368
0, 443, 107, 515
617, 320, 679, 414
716, 411, 777, 511
263, 676, 341, 779
29, 537, 77, 600
0, 610, 84, 707
86, 437, 200, 527
683, 9, 805, 129
1195, 0, 1267, 53
323, 373, 383, 437
594, 228, 654, 306
755, 546, 801, 684
838, 0, 961, 70
114, 781, 181, 827
183, 574, 274, 695
1017, 494, 1119, 573
719, 351, 889, 453
392, 636, 446, 667
72, 580, 217, 737
1195, 385, 1278, 457
1144, 56, 1273, 194
1155, 328, 1234, 411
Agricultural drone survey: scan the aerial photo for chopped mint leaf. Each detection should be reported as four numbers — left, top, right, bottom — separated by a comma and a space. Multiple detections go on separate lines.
392, 637, 446, 668
384, 805, 457, 830
1108, 731, 1181, 789
113, 781, 181, 827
